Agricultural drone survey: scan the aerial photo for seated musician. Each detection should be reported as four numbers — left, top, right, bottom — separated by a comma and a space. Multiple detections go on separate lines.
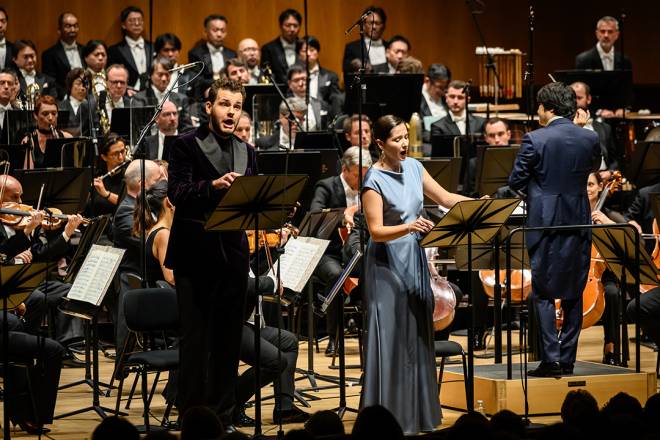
622, 180, 660, 253
285, 64, 328, 131
88, 133, 128, 223
588, 172, 626, 365
420, 63, 450, 142
20, 95, 72, 168
467, 117, 512, 195
234, 110, 252, 145
310, 146, 371, 356
142, 100, 179, 160
430, 80, 484, 139
255, 96, 306, 150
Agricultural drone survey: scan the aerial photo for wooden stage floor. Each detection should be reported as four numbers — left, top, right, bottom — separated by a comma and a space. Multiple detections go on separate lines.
1, 324, 658, 438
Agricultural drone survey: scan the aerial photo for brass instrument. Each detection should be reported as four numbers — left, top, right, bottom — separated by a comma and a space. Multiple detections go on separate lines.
88, 71, 110, 135
49, 124, 59, 139
25, 83, 41, 111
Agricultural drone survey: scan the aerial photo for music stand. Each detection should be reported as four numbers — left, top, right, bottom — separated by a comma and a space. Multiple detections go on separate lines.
592, 225, 659, 370
13, 167, 92, 214
0, 144, 29, 173
1, 263, 49, 440
553, 70, 633, 111
419, 157, 462, 204
110, 106, 155, 146
298, 208, 344, 240
44, 137, 95, 168
344, 73, 424, 122
294, 131, 337, 150
205, 174, 307, 436
475, 145, 521, 196
420, 198, 520, 411
625, 141, 660, 187
3, 110, 34, 144
244, 83, 280, 117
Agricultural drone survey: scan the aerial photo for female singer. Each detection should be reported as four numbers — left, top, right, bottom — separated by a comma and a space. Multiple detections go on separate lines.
89, 133, 127, 217
132, 179, 174, 286
588, 172, 626, 364
20, 95, 72, 168
361, 115, 470, 434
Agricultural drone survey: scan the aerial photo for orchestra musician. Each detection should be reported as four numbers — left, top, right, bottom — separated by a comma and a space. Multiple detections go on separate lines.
88, 133, 128, 219
20, 94, 72, 168
41, 12, 84, 100
509, 82, 600, 377
310, 146, 372, 357
165, 77, 256, 431
360, 115, 470, 434
12, 39, 57, 98
260, 9, 302, 85
106, 6, 152, 91
58, 67, 87, 136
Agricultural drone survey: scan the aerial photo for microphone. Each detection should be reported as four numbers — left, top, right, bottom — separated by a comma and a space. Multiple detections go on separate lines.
345, 10, 374, 35
168, 61, 203, 73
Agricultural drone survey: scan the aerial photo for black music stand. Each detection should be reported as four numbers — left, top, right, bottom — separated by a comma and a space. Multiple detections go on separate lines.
0, 144, 29, 173
626, 141, 660, 188
591, 226, 659, 369
318, 249, 363, 418
205, 174, 307, 437
294, 131, 337, 150
3, 110, 34, 144
475, 145, 521, 196
110, 106, 155, 145
420, 198, 520, 411
419, 157, 462, 205
553, 70, 633, 111
344, 73, 424, 122
244, 83, 280, 117
298, 208, 344, 240
44, 137, 95, 168
12, 167, 92, 214
1, 263, 49, 440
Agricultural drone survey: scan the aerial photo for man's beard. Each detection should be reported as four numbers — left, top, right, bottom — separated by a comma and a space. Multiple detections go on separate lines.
210, 113, 234, 137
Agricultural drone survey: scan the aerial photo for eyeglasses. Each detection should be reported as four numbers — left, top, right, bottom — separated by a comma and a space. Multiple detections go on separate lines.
107, 149, 127, 158
108, 80, 127, 86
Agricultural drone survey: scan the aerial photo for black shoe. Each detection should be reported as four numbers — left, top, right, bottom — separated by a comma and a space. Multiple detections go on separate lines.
324, 338, 336, 357
14, 421, 51, 435
62, 350, 86, 368
528, 361, 561, 377
224, 424, 237, 435
603, 352, 617, 366
473, 330, 487, 350
273, 406, 311, 424
233, 407, 255, 427
560, 363, 574, 375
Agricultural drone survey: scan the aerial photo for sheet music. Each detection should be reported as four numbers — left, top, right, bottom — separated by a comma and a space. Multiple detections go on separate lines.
66, 245, 125, 305
269, 237, 329, 293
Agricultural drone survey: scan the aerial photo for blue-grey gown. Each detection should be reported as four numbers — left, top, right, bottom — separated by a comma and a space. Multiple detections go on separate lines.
361, 158, 441, 434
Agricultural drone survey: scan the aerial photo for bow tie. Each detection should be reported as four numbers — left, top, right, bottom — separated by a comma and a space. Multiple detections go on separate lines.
62, 42, 77, 51
0, 41, 5, 48
282, 41, 295, 50
602, 52, 613, 60
128, 40, 144, 50
366, 39, 383, 47
209, 46, 223, 55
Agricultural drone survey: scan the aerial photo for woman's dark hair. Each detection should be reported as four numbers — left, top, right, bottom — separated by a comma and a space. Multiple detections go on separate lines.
373, 114, 405, 143
65, 67, 86, 95
82, 40, 107, 59
100, 132, 125, 156
590, 171, 603, 185
296, 36, 320, 53
180, 406, 223, 440
133, 179, 168, 237
536, 82, 577, 119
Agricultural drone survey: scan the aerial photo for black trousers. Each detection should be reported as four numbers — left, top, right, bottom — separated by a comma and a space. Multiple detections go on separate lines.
32, 280, 83, 345
626, 287, 660, 347
601, 273, 620, 345
533, 292, 583, 364
237, 325, 299, 412
1, 314, 65, 425
313, 254, 344, 339
175, 271, 247, 424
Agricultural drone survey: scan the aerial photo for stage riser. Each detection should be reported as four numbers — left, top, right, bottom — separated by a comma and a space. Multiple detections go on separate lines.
440, 362, 656, 415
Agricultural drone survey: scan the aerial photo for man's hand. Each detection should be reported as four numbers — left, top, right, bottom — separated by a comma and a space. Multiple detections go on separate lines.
343, 205, 359, 230
64, 214, 84, 237
23, 211, 44, 236
574, 108, 590, 127
15, 249, 32, 263
628, 220, 643, 234
212, 172, 241, 189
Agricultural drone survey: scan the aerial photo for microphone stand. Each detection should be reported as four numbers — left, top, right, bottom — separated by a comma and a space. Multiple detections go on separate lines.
524, 2, 535, 128
466, 0, 502, 121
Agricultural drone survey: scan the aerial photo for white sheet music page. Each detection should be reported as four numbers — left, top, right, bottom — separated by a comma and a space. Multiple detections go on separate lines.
270, 236, 329, 292
67, 245, 125, 305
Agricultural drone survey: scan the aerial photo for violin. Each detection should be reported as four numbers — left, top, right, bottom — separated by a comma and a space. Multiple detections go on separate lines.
246, 223, 299, 254
0, 202, 90, 231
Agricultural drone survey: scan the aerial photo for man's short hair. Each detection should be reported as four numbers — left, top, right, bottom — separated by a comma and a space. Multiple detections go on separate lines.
120, 6, 143, 23
154, 33, 182, 53
279, 96, 306, 116
597, 15, 619, 30
447, 80, 468, 92
287, 64, 306, 81
13, 40, 37, 55
427, 63, 451, 82
296, 36, 320, 53
0, 68, 18, 82
204, 14, 227, 28
0, 7, 8, 21
342, 146, 372, 168
240, 110, 251, 121
34, 95, 57, 114
386, 35, 410, 50
65, 67, 85, 95
150, 57, 173, 75
363, 6, 387, 26
570, 81, 591, 96
342, 114, 372, 134
106, 63, 129, 77
207, 77, 246, 104
57, 12, 76, 29
279, 9, 302, 26
536, 82, 577, 119
221, 58, 246, 78
485, 117, 509, 130
397, 56, 423, 74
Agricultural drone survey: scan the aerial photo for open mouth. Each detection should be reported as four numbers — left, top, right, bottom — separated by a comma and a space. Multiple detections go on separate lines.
222, 118, 235, 130
399, 149, 408, 159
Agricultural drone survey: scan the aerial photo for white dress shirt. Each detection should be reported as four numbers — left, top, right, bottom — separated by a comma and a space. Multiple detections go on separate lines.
0, 102, 12, 129
421, 86, 448, 119
450, 110, 467, 135
61, 41, 83, 68
20, 69, 36, 87
596, 42, 614, 71
207, 42, 225, 76
151, 85, 164, 103
280, 37, 296, 67
126, 36, 147, 74
69, 96, 82, 116
248, 66, 261, 85
157, 129, 176, 160
279, 126, 293, 149
308, 65, 319, 99
0, 38, 7, 68
364, 38, 386, 66
340, 173, 359, 208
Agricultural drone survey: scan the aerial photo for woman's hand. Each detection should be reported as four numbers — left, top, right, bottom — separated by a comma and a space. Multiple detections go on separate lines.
93, 177, 108, 197
407, 216, 434, 234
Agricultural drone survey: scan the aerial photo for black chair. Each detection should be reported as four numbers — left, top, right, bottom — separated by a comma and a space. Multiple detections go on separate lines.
114, 287, 179, 432
435, 340, 469, 404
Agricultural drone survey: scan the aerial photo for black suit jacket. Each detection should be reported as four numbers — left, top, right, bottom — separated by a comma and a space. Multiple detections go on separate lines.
107, 39, 153, 89
42, 41, 85, 99
342, 40, 366, 75
316, 66, 343, 119
1, 40, 16, 69
592, 120, 618, 170
112, 195, 140, 274
142, 133, 159, 160
188, 43, 237, 80
131, 87, 192, 132
623, 181, 660, 235
261, 37, 298, 85
17, 71, 57, 97
0, 225, 31, 263
165, 125, 256, 275
430, 113, 485, 138
58, 98, 84, 136
575, 46, 632, 71
310, 175, 347, 255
